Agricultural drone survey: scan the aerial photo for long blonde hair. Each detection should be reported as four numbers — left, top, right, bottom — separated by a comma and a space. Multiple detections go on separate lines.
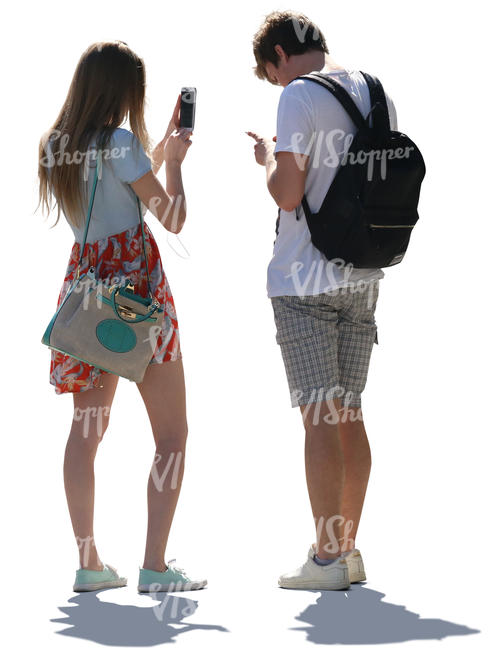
37, 40, 152, 229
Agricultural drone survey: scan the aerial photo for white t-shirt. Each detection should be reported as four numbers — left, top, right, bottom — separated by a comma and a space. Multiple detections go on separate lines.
268, 68, 398, 298
45, 128, 153, 243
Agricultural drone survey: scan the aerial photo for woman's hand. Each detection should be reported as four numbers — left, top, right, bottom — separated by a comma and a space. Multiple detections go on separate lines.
151, 95, 183, 171
164, 128, 193, 164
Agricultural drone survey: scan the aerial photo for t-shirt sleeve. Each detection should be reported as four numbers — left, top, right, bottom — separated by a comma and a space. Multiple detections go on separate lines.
111, 129, 153, 183
274, 82, 314, 156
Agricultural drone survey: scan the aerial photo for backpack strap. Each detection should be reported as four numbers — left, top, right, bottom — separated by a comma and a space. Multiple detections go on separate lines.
295, 71, 368, 221
296, 72, 367, 131
294, 71, 391, 221
359, 71, 390, 133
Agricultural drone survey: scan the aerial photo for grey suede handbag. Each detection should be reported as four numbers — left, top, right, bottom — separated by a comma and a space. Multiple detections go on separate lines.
41, 148, 165, 383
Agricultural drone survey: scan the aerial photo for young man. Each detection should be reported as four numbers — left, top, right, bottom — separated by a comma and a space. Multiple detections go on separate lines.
247, 11, 398, 590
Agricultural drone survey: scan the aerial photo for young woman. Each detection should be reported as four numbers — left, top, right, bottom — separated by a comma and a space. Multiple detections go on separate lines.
37, 40, 206, 593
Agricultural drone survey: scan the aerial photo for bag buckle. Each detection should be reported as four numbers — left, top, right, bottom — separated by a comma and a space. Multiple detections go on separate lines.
117, 304, 137, 319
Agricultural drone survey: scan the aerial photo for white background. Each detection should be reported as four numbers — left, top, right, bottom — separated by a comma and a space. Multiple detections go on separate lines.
2, 0, 487, 647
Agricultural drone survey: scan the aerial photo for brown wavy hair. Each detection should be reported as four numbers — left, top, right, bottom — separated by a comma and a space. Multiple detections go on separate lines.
37, 40, 152, 229
253, 11, 328, 84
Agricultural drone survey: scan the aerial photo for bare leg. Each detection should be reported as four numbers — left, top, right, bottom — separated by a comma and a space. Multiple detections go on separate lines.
338, 406, 372, 552
301, 397, 345, 561
64, 373, 119, 570
136, 358, 188, 573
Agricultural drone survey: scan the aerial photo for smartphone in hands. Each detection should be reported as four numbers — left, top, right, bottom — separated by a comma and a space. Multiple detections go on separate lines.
180, 87, 196, 130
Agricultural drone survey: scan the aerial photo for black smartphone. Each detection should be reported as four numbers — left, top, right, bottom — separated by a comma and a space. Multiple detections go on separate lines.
180, 87, 196, 130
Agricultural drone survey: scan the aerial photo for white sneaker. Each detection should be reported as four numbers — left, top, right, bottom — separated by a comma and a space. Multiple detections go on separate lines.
278, 544, 350, 590
341, 548, 367, 582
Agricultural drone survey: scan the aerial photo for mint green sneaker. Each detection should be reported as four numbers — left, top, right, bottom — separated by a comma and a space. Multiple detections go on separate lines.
138, 559, 207, 592
73, 563, 127, 592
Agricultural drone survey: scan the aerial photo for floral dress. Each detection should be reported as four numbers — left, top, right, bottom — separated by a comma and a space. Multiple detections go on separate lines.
49, 220, 182, 394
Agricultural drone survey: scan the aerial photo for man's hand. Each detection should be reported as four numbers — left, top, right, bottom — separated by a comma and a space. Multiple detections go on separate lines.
246, 131, 308, 211
246, 131, 277, 166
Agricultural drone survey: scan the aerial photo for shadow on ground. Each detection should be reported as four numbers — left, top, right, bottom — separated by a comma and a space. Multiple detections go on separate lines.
51, 589, 228, 646
289, 583, 481, 644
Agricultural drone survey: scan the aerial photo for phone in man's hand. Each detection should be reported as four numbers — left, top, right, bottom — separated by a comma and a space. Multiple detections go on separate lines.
180, 87, 196, 130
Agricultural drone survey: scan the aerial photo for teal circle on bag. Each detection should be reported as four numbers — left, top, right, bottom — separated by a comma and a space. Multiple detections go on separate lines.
96, 319, 137, 352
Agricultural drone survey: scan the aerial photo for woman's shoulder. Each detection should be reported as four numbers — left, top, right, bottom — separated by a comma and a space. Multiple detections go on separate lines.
104, 128, 152, 183
108, 127, 141, 149
106, 128, 149, 160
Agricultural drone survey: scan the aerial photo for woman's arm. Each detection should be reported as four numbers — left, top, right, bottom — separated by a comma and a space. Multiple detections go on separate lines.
131, 130, 192, 234
151, 95, 181, 176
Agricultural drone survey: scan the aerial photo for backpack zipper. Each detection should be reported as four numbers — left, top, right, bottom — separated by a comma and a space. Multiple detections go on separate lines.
369, 224, 415, 228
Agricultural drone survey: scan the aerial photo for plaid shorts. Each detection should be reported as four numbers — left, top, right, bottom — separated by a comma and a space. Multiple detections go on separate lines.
270, 279, 380, 409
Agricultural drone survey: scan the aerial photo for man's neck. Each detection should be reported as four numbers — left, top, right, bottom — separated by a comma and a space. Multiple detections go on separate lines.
286, 53, 343, 84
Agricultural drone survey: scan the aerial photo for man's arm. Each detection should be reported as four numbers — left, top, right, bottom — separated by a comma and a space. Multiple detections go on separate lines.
265, 150, 308, 212
247, 82, 312, 212
247, 132, 308, 212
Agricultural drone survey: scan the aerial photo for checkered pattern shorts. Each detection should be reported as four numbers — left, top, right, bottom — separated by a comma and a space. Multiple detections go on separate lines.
270, 279, 380, 409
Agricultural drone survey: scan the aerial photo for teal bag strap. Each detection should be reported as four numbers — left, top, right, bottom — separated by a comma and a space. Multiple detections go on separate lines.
137, 196, 152, 297
74, 147, 153, 298
74, 148, 101, 280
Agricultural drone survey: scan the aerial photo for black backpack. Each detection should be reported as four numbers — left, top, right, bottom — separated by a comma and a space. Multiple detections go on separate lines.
281, 71, 426, 268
